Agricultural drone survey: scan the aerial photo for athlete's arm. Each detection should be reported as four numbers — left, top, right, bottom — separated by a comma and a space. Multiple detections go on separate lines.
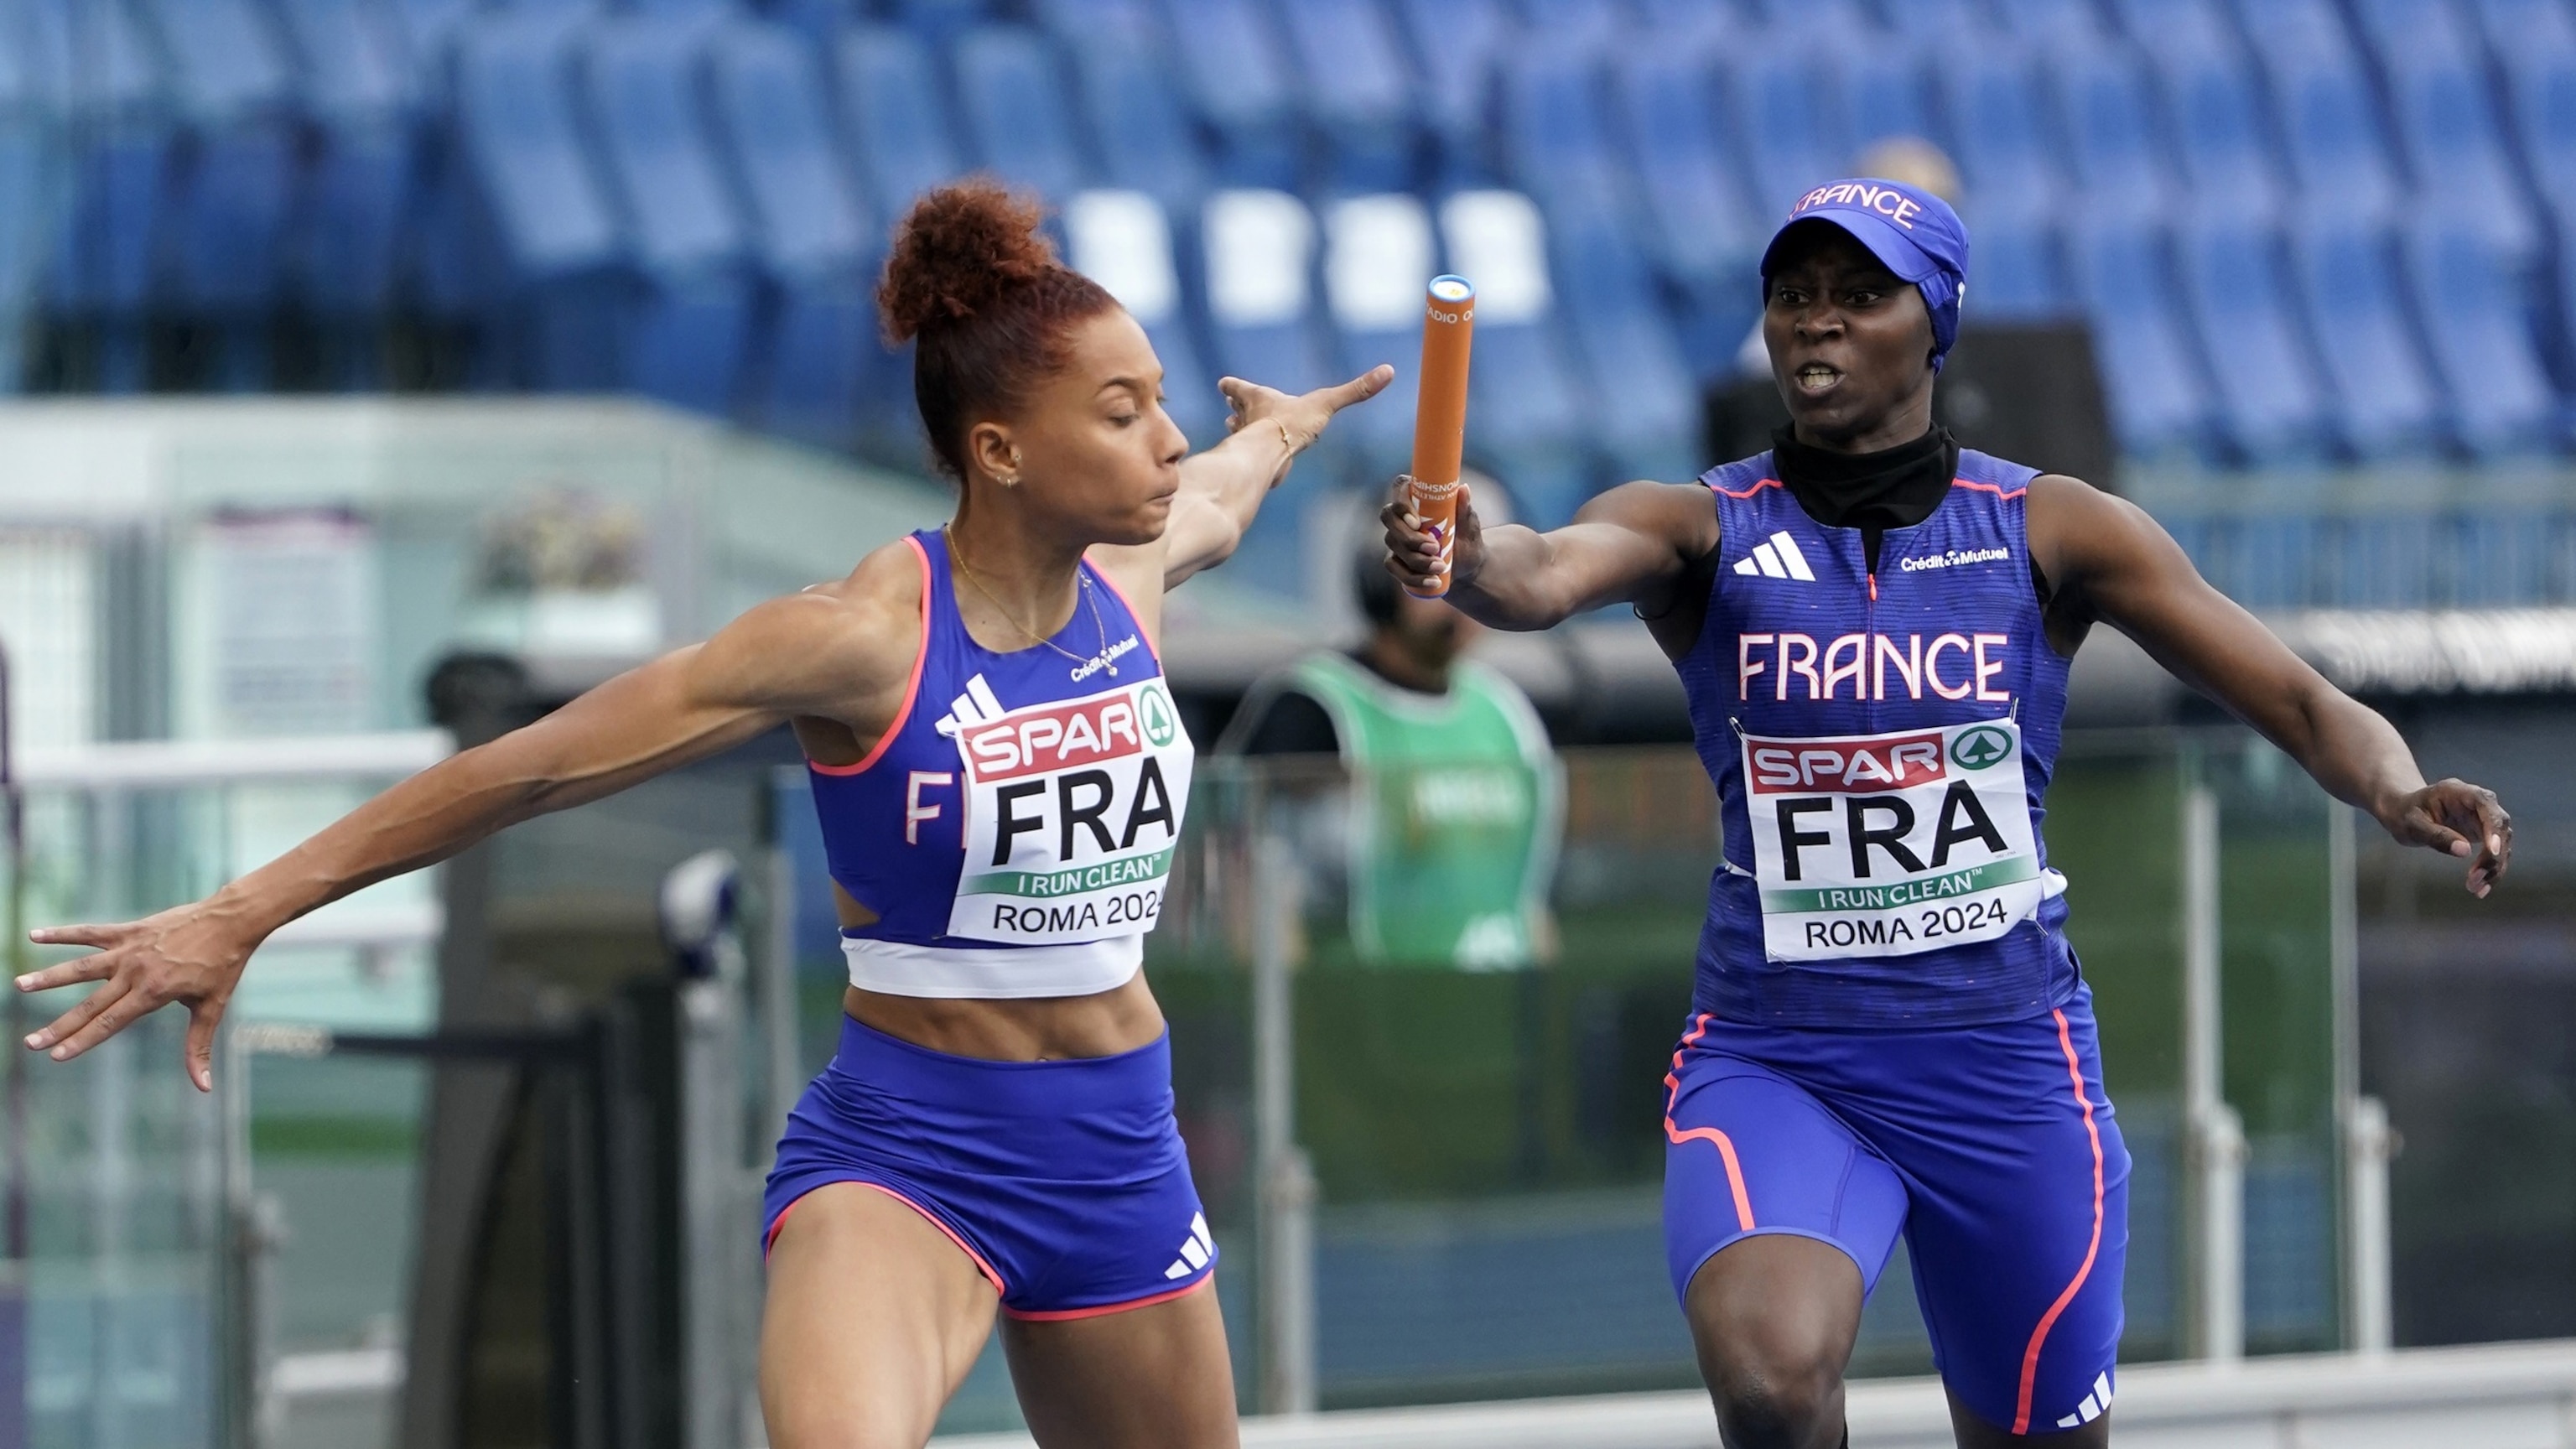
1382, 479, 1722, 631
18, 550, 923, 1087
2028, 475, 2510, 895
1112, 367, 1394, 597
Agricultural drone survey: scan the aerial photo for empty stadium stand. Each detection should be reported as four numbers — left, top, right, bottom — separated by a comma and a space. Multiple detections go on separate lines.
3, 0, 2576, 600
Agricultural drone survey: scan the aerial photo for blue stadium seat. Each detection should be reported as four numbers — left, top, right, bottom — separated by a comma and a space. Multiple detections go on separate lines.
1723, 42, 1846, 216
834, 26, 968, 219
1437, 189, 1592, 525
2175, 217, 2332, 461
1610, 46, 1766, 377
148, 0, 305, 389
1498, 49, 1624, 209
2148, 27, 2286, 225
953, 26, 1088, 201
2067, 218, 2213, 457
2287, 219, 2442, 457
1199, 187, 1331, 589
1320, 192, 1438, 473
892, 0, 995, 44
1988, 0, 2106, 43
275, 0, 421, 387
1831, 39, 1940, 158
706, 19, 880, 449
33, 0, 169, 392
1883, 0, 1991, 40
582, 18, 759, 416
1635, 0, 1745, 49
2249, 12, 2402, 231
2404, 217, 2562, 456
453, 18, 626, 390
386, 0, 476, 83
486, 0, 605, 48
1750, 0, 1877, 35
1200, 188, 1332, 398
1552, 205, 1702, 486
0, 32, 56, 392
2469, 0, 2576, 53
1158, 0, 1297, 190
2052, 41, 2178, 223
1064, 189, 1225, 444
1276, 0, 1415, 192
1061, 12, 1207, 213
1943, 44, 2070, 314
1518, 0, 1625, 49
2378, 26, 2543, 271
2492, 28, 2576, 357
1391, 0, 1516, 185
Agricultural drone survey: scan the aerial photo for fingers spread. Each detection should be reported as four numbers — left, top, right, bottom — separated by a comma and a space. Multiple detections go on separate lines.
30, 977, 130, 1057
51, 984, 160, 1062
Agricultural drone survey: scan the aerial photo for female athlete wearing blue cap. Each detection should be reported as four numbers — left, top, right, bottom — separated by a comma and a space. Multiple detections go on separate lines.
1384, 177, 2511, 1446
22, 181, 1389, 1449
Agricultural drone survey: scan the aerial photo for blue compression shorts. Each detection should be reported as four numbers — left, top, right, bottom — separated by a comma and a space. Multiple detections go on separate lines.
1663, 983, 2130, 1436
764, 1015, 1217, 1320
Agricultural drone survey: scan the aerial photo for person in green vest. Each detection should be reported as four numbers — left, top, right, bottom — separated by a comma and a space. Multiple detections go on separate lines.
1218, 479, 1563, 969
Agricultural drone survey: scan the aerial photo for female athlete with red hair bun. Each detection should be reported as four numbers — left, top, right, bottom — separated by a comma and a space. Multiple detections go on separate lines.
21, 178, 1390, 1448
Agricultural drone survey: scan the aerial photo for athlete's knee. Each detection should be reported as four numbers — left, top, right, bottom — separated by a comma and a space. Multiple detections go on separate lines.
1702, 1345, 1845, 1449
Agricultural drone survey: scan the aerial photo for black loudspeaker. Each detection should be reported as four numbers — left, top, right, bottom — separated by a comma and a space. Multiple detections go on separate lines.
1701, 320, 2122, 495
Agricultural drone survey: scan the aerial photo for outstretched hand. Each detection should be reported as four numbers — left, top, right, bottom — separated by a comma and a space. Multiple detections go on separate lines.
2379, 778, 2511, 897
1219, 365, 1394, 461
1380, 476, 1487, 594
18, 901, 262, 1091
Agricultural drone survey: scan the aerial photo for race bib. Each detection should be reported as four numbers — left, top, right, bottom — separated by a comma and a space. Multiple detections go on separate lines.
1739, 719, 2047, 962
951, 678, 1193, 944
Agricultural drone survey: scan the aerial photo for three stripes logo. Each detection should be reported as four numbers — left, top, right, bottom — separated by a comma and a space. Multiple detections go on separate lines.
932, 673, 1009, 740
1162, 1212, 1216, 1281
1732, 530, 1818, 582
2054, 1371, 2114, 1430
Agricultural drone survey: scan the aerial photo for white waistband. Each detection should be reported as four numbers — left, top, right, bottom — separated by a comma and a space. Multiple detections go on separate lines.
840, 935, 1144, 1000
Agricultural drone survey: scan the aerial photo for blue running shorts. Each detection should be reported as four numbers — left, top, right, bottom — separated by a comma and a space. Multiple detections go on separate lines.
1663, 984, 2130, 1436
764, 1015, 1218, 1321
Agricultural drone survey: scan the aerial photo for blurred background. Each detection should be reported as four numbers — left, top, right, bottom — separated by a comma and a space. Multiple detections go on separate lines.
2, 0, 2575, 1446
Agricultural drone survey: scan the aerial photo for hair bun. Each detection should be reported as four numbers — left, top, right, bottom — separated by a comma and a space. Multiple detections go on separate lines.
879, 179, 1061, 345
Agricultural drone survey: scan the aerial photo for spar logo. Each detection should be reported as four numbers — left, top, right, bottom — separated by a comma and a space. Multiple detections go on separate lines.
963, 688, 1147, 782
1750, 732, 1946, 793
1952, 725, 2011, 771
1140, 682, 1178, 748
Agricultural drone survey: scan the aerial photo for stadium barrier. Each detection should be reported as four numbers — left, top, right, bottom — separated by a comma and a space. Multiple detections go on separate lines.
931, 1338, 2576, 1448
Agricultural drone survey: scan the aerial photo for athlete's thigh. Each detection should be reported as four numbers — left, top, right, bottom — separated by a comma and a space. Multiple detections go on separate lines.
1897, 1003, 2130, 1441
761, 1183, 1002, 1449
999, 1279, 1239, 1449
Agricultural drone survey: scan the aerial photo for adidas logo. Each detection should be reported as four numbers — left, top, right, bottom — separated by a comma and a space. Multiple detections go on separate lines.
1732, 530, 1817, 581
1161, 1212, 1216, 1280
932, 673, 1008, 739
2054, 1370, 2114, 1429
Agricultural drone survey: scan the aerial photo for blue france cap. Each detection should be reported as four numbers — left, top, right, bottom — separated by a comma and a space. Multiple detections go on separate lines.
1758, 178, 1971, 370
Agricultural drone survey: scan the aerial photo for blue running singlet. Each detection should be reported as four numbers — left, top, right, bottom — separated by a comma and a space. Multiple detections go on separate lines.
805, 530, 1194, 999
1678, 448, 2075, 1030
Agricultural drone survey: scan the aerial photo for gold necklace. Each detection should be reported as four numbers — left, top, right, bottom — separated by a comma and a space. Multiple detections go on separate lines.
943, 528, 1121, 676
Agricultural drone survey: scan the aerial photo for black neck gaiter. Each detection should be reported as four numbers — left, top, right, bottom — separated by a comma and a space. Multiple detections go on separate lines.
1772, 425, 1960, 577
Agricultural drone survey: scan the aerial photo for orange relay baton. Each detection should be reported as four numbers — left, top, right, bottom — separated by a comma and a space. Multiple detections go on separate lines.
1404, 274, 1474, 597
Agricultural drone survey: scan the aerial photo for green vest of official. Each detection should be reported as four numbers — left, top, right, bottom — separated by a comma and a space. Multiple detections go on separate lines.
1278, 653, 1562, 970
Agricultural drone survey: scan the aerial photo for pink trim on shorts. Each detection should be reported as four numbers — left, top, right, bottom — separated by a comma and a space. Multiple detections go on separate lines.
764, 1182, 1008, 1297
807, 534, 932, 777
1001, 1270, 1214, 1322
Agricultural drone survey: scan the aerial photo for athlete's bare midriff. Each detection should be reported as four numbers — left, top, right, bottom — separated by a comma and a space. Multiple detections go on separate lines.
841, 977, 1166, 1062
